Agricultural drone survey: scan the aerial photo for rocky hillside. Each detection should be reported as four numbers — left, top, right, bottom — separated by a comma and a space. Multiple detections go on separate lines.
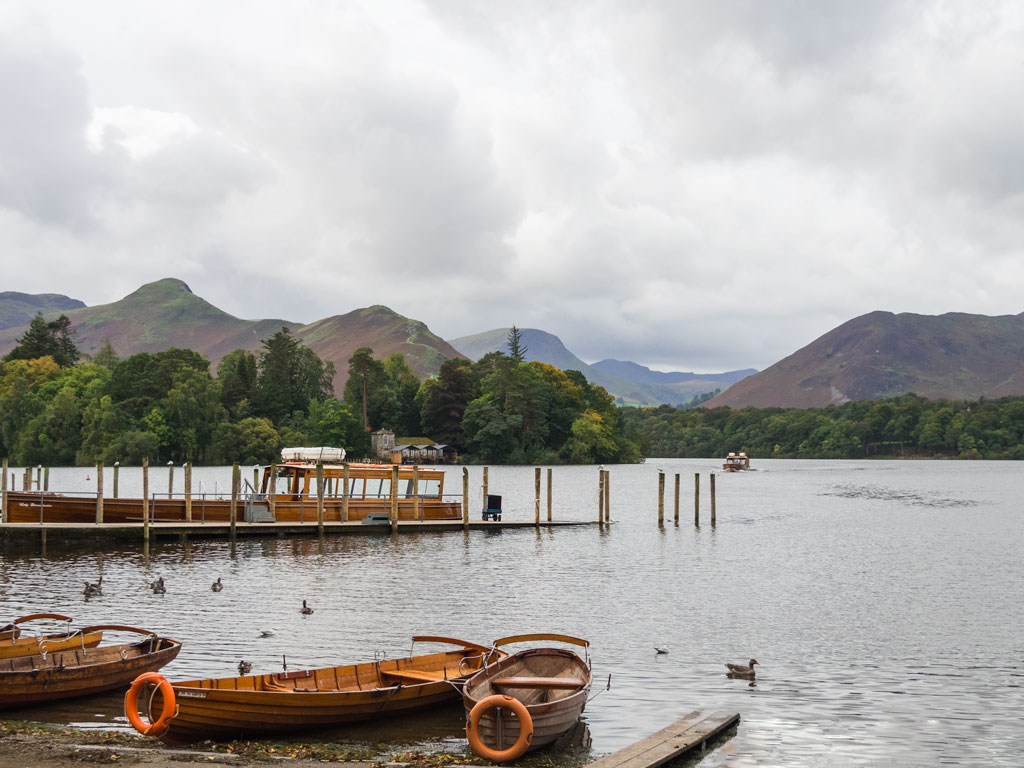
706, 310, 1024, 408
0, 291, 85, 330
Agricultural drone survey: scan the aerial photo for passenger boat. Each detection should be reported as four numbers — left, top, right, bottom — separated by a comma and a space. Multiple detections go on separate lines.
0, 625, 180, 708
4, 447, 462, 524
0, 614, 103, 660
722, 452, 750, 471
463, 634, 592, 762
126, 636, 503, 744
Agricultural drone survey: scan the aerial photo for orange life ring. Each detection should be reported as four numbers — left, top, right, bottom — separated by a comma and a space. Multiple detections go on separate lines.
466, 694, 533, 763
125, 672, 176, 737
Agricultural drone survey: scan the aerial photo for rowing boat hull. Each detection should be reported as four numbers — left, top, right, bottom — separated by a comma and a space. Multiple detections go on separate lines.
463, 648, 591, 752
147, 640, 502, 744
0, 630, 103, 660
0, 637, 180, 707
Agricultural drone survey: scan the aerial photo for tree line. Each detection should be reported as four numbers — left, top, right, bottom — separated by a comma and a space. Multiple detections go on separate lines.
620, 394, 1024, 459
0, 316, 641, 466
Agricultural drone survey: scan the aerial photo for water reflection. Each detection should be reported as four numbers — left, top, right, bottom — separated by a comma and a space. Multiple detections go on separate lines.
2, 460, 1023, 766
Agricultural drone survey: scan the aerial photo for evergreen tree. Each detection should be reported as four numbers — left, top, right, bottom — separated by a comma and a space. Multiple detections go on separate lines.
3, 313, 80, 367
507, 325, 528, 363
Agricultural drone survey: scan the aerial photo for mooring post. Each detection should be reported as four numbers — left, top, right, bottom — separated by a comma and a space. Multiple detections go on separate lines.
267, 462, 276, 520
43, 467, 49, 491
23, 468, 29, 491
112, 462, 119, 498
96, 462, 104, 524
413, 465, 421, 520
605, 469, 611, 520
547, 467, 553, 521
35, 465, 42, 490
694, 472, 700, 526
462, 467, 469, 529
711, 472, 717, 526
229, 463, 239, 536
658, 471, 665, 526
318, 461, 326, 535
184, 462, 193, 522
142, 458, 150, 542
534, 467, 541, 527
389, 464, 398, 533
165, 461, 173, 500
340, 463, 349, 521
253, 465, 259, 493
597, 470, 604, 524
674, 473, 680, 524
1, 458, 7, 524
482, 466, 489, 513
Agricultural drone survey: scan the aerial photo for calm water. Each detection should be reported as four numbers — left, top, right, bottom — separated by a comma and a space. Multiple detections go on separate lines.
1, 460, 1022, 766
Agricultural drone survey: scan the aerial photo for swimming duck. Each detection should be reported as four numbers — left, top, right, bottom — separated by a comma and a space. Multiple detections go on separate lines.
655, 646, 670, 654
211, 577, 223, 592
238, 660, 253, 675
258, 628, 276, 638
300, 600, 314, 615
725, 659, 759, 678
150, 576, 166, 594
83, 576, 103, 597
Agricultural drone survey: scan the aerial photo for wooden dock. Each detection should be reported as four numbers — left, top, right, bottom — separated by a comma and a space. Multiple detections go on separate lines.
585, 711, 740, 768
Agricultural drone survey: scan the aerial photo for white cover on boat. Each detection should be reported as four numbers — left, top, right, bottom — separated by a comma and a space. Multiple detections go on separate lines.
280, 447, 347, 463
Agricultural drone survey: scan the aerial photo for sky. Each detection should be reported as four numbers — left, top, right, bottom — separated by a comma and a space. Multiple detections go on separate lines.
2, 1, 1023, 373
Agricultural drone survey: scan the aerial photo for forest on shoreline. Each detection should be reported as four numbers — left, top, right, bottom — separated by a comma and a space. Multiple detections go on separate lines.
2, 313, 1021, 466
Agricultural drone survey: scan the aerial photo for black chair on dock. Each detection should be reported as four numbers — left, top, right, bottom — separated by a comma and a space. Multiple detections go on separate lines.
482, 495, 502, 521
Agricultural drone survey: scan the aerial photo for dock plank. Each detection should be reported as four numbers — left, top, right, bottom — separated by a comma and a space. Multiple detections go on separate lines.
585, 711, 740, 768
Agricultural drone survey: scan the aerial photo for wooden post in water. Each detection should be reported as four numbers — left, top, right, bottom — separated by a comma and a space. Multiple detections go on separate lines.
342, 463, 350, 522
658, 471, 665, 526
412, 465, 421, 520
267, 463, 276, 520
1, 458, 7, 524
35, 466, 42, 490
605, 469, 611, 521
597, 470, 604, 524
389, 465, 398, 533
184, 463, 193, 522
112, 462, 119, 498
253, 465, 259, 493
317, 461, 326, 535
229, 463, 239, 536
694, 472, 700, 526
534, 467, 541, 527
710, 472, 717, 526
43, 467, 49, 491
462, 468, 469, 530
547, 467, 553, 521
95, 462, 104, 524
142, 458, 150, 542
23, 469, 29, 491
482, 466, 489, 514
167, 461, 174, 500
674, 473, 680, 524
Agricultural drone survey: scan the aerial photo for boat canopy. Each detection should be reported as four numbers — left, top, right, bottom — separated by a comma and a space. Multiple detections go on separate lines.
280, 447, 346, 463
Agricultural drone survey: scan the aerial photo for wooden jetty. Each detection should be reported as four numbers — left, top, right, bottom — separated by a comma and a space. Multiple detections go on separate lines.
585, 711, 740, 768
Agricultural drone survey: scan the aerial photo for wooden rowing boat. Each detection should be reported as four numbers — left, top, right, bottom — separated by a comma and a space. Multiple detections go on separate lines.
0, 614, 104, 660
0, 625, 181, 708
127, 636, 504, 744
463, 634, 592, 760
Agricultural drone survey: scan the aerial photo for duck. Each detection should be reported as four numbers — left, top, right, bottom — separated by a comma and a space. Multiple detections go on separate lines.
150, 576, 166, 594
211, 577, 223, 592
655, 646, 670, 654
300, 600, 314, 615
259, 628, 276, 638
83, 576, 103, 597
238, 660, 253, 675
725, 659, 759, 678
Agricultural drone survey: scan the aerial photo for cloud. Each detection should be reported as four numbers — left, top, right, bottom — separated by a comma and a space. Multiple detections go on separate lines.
1, 0, 1023, 373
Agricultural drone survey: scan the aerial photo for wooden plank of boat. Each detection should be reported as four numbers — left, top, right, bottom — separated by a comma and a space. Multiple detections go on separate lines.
129, 636, 502, 744
0, 626, 180, 708
463, 645, 592, 754
583, 711, 741, 768
0, 613, 104, 660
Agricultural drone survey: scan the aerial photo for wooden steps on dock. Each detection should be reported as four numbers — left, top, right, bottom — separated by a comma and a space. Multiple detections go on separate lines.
585, 711, 740, 768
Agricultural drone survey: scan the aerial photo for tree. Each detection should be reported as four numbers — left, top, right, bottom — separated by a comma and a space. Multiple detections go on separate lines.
344, 347, 386, 431
418, 358, 478, 449
217, 349, 257, 418
255, 329, 335, 424
3, 313, 80, 367
507, 326, 527, 363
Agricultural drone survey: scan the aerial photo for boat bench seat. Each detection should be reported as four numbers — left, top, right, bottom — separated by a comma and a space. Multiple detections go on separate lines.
381, 669, 446, 684
492, 676, 586, 690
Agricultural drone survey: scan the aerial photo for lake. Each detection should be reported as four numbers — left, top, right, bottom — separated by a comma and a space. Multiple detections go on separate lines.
1, 459, 1022, 766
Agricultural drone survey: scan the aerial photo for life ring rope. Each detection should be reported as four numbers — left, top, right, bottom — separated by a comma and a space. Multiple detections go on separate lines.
125, 672, 176, 737
466, 694, 533, 763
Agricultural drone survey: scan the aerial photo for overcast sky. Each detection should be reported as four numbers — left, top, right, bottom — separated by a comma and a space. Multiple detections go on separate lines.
2, 1, 1023, 372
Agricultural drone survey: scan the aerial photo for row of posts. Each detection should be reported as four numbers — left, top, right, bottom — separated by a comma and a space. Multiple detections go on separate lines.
658, 471, 716, 526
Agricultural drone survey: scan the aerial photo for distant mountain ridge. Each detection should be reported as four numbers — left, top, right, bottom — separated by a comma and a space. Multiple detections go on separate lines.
707, 309, 1024, 408
0, 279, 463, 396
447, 328, 752, 405
0, 291, 85, 331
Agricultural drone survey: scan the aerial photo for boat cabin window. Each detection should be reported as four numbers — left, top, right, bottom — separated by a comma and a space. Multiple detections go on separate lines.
420, 478, 440, 498
365, 478, 387, 498
347, 477, 364, 498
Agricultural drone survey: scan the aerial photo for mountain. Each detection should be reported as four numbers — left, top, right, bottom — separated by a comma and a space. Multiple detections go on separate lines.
706, 310, 1024, 408
0, 291, 86, 331
0, 279, 464, 396
447, 328, 751, 405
